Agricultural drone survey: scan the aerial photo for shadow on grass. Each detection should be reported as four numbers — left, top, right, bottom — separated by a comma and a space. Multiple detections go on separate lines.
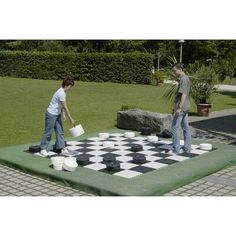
218, 91, 236, 99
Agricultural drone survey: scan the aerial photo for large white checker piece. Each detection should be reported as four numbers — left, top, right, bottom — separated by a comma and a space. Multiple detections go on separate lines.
33, 133, 214, 178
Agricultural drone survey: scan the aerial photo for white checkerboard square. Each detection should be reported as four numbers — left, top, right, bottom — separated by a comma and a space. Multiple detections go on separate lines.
111, 150, 133, 156
66, 146, 83, 151
139, 150, 158, 156
120, 162, 138, 170
116, 156, 133, 162
86, 150, 107, 156
157, 140, 172, 144
166, 155, 189, 161
84, 163, 106, 171
190, 149, 209, 155
86, 137, 104, 141
90, 156, 103, 163
110, 137, 127, 141
113, 141, 129, 146
132, 136, 147, 141
133, 141, 147, 145
113, 145, 131, 150
110, 133, 125, 137
146, 156, 162, 162
87, 145, 105, 151
142, 162, 167, 169
66, 141, 84, 146
114, 170, 142, 178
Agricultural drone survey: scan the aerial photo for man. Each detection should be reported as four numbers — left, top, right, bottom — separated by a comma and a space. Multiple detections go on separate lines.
40, 78, 75, 157
171, 63, 191, 154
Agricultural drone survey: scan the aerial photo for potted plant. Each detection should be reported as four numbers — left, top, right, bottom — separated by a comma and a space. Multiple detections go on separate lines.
153, 69, 165, 86
188, 64, 219, 116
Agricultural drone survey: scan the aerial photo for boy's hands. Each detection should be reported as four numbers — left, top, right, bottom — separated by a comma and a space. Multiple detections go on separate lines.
62, 111, 66, 122
70, 118, 75, 126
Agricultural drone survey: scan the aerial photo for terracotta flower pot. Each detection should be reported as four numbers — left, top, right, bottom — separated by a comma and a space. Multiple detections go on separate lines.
197, 103, 212, 117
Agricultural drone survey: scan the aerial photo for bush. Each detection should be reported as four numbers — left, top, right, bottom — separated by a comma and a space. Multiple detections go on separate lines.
0, 51, 154, 84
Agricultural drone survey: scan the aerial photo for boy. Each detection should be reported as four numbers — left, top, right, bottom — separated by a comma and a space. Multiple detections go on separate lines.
40, 78, 75, 157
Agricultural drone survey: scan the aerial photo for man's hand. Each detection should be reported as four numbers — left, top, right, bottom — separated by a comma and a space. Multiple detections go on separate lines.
175, 108, 182, 116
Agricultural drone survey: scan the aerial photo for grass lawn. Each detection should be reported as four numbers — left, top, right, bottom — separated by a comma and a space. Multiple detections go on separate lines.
0, 76, 235, 148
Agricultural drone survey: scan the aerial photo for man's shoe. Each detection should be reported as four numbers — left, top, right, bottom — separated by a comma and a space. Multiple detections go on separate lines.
167, 149, 184, 155
40, 149, 49, 157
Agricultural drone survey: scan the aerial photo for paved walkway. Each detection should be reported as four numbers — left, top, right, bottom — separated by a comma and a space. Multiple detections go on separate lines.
0, 164, 95, 196
164, 165, 236, 196
214, 84, 236, 92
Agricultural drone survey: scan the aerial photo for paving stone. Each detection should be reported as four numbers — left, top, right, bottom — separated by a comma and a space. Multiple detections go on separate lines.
212, 192, 225, 196
17, 186, 29, 191
218, 188, 231, 193
195, 192, 207, 196
33, 186, 46, 191
178, 193, 191, 196
192, 187, 204, 192
205, 182, 216, 186
228, 191, 236, 195
62, 190, 78, 195
0, 192, 10, 196
185, 189, 198, 194
201, 189, 215, 194
47, 191, 61, 195
7, 189, 24, 194
224, 186, 235, 191
208, 186, 220, 191
12, 192, 27, 196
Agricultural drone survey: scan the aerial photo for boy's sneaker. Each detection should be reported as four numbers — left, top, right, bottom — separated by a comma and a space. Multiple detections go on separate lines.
40, 149, 49, 157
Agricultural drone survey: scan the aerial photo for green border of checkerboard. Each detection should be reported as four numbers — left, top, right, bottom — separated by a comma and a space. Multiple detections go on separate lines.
0, 128, 236, 196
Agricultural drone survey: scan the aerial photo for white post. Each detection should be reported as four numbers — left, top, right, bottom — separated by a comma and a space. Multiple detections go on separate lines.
157, 52, 160, 71
179, 40, 185, 63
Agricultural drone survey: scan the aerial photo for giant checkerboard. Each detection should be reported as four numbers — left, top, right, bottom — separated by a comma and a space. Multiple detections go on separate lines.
33, 133, 215, 179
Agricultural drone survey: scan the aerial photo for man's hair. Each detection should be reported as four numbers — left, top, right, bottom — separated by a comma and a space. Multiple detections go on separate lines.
62, 78, 75, 88
172, 63, 184, 70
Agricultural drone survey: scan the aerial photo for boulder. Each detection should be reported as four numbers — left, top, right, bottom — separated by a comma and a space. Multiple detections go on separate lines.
117, 109, 172, 133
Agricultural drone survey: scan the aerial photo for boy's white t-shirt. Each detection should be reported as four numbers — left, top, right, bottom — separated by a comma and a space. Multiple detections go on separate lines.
47, 88, 66, 115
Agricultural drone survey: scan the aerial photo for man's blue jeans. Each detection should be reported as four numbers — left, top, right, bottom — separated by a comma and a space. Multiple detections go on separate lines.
40, 111, 65, 150
171, 111, 191, 153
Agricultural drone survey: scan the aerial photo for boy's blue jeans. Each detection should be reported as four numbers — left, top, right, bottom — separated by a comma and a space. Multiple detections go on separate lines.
40, 111, 65, 150
171, 111, 191, 153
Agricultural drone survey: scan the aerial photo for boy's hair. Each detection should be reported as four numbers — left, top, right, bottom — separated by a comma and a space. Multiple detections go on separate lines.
172, 63, 184, 70
62, 78, 75, 88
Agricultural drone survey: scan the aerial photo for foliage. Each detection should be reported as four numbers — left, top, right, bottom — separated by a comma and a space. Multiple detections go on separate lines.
212, 57, 236, 81
150, 69, 166, 85
187, 63, 219, 104
0, 51, 154, 84
162, 61, 220, 105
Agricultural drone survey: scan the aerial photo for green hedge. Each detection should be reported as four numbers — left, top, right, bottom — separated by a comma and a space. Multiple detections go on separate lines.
0, 51, 154, 84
